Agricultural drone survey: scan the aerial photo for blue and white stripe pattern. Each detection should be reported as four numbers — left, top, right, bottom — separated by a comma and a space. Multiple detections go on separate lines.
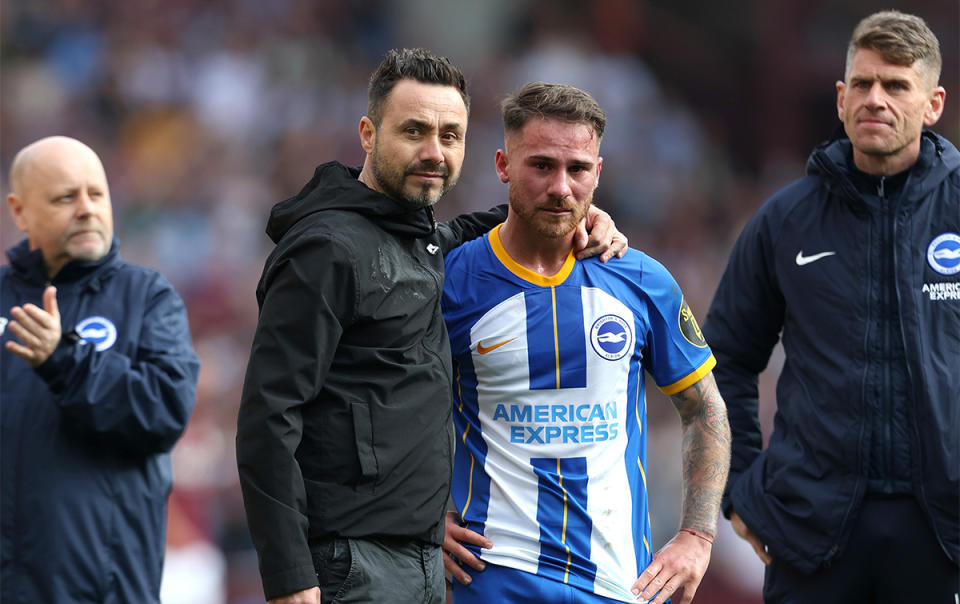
442, 225, 714, 602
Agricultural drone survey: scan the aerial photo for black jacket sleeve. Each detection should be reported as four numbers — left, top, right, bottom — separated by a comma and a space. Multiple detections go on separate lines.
437, 204, 508, 255
35, 273, 199, 455
236, 232, 357, 600
702, 206, 785, 517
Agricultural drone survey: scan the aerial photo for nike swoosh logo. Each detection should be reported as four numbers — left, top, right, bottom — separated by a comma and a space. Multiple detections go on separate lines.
795, 250, 836, 266
477, 337, 517, 354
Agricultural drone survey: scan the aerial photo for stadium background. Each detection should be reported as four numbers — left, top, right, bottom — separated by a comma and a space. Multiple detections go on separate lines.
1, 1, 957, 601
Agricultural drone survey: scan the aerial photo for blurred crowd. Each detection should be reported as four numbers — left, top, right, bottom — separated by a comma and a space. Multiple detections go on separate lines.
1, 1, 956, 602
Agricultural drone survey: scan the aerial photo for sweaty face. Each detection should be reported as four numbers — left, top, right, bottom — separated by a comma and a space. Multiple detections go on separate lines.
498, 118, 601, 240
837, 48, 944, 174
9, 141, 114, 277
368, 80, 467, 210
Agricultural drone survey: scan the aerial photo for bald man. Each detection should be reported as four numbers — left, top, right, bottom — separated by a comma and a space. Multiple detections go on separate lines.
1, 136, 200, 603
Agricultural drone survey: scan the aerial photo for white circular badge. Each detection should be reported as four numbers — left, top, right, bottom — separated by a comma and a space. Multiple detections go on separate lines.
75, 316, 118, 351
927, 232, 960, 276
590, 314, 633, 361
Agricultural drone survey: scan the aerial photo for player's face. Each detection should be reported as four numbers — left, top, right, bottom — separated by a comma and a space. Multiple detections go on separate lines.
496, 118, 601, 240
8, 144, 114, 277
837, 48, 944, 174
366, 79, 467, 210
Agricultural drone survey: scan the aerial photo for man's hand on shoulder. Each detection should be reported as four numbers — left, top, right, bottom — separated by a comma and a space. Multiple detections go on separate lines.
574, 206, 628, 262
268, 586, 321, 604
632, 529, 712, 604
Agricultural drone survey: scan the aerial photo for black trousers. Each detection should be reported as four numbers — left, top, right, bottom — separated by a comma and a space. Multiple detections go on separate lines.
312, 536, 445, 604
764, 496, 959, 604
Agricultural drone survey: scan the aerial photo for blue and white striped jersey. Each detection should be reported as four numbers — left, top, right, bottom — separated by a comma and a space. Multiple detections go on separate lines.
442, 224, 715, 602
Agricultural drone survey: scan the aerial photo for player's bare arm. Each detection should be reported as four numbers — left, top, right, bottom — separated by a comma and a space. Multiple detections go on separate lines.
672, 371, 730, 536
634, 372, 730, 604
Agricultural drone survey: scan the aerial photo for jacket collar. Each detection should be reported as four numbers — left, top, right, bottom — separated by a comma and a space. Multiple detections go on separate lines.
265, 161, 438, 244
806, 130, 959, 212
6, 238, 122, 288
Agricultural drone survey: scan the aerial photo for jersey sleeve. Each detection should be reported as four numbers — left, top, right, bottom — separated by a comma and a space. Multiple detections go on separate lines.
637, 255, 715, 394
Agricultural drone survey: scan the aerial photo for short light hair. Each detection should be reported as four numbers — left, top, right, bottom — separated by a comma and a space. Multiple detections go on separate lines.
845, 10, 941, 87
367, 48, 469, 126
501, 82, 606, 142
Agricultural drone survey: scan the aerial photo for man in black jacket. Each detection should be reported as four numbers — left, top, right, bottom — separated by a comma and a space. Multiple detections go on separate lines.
237, 48, 624, 604
703, 10, 958, 603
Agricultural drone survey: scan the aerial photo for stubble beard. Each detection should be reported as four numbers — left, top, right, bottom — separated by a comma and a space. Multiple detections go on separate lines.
509, 190, 590, 240
63, 224, 110, 263
371, 145, 456, 211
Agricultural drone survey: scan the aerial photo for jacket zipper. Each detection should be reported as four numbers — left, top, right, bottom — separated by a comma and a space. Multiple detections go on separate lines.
878, 177, 895, 493
874, 176, 893, 492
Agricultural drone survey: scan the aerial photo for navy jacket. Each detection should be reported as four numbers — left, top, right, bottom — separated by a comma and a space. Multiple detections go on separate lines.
703, 131, 959, 573
1, 239, 200, 603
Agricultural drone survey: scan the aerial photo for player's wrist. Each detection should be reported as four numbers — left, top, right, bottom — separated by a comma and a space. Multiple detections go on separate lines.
679, 528, 714, 544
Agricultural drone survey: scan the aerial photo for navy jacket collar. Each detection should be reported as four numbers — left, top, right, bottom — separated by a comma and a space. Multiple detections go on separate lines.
6, 238, 122, 287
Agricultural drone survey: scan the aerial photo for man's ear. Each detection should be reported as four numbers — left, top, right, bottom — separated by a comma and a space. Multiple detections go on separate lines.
495, 149, 509, 184
836, 80, 846, 121
359, 116, 376, 154
924, 86, 946, 127
7, 193, 27, 233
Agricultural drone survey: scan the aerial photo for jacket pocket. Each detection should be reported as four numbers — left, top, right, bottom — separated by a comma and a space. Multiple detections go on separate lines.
351, 403, 378, 480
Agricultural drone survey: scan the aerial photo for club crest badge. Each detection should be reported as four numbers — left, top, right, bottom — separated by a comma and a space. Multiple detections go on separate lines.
590, 314, 633, 361
927, 232, 960, 276
75, 316, 118, 351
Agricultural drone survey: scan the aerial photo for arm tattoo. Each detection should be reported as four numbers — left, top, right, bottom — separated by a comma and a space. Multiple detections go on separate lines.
668, 372, 731, 536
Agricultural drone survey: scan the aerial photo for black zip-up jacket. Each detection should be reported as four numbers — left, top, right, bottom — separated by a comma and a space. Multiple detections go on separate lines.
703, 131, 959, 573
236, 162, 505, 599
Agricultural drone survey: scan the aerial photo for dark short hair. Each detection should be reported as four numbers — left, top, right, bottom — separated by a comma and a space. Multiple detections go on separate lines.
501, 82, 606, 141
367, 48, 469, 126
845, 10, 941, 87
